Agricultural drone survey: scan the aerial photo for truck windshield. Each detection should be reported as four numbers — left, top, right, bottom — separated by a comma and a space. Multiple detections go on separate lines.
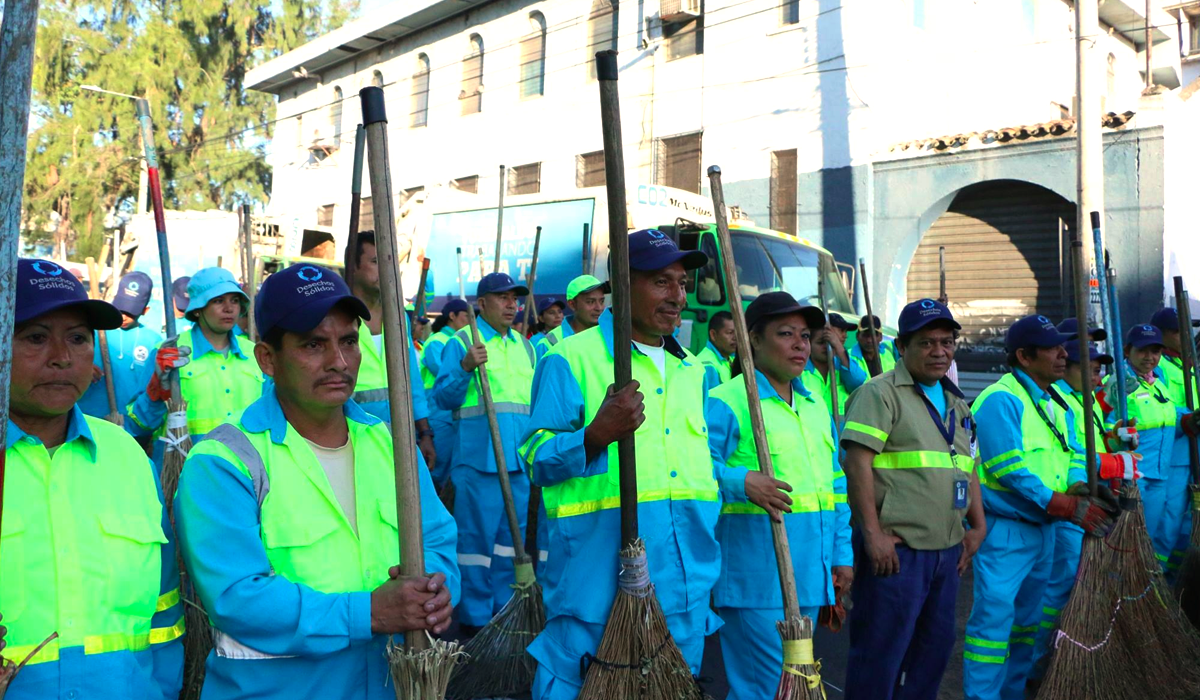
730, 232, 854, 313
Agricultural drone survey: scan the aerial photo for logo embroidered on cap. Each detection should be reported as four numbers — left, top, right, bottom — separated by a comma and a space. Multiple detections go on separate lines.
1037, 315, 1050, 324
921, 299, 936, 309
1142, 325, 1153, 332
33, 261, 62, 276
127, 281, 140, 292
647, 229, 666, 239
297, 266, 323, 282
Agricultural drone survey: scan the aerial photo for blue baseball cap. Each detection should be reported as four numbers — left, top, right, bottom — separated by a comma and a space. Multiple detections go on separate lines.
827, 313, 856, 331
477, 272, 529, 297
1150, 307, 1200, 333
628, 229, 707, 271
1065, 339, 1113, 365
186, 267, 247, 318
255, 263, 370, 339
1056, 318, 1107, 342
1125, 323, 1164, 350
172, 277, 191, 314
15, 258, 122, 330
898, 298, 961, 335
538, 297, 566, 315
443, 298, 470, 315
111, 271, 153, 316
1006, 314, 1074, 353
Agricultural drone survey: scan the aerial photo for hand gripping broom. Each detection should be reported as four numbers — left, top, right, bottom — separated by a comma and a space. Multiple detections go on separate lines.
86, 256, 124, 426
709, 165, 825, 699
577, 50, 705, 700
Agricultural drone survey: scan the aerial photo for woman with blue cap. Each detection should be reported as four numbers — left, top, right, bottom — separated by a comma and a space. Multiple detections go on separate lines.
126, 267, 265, 460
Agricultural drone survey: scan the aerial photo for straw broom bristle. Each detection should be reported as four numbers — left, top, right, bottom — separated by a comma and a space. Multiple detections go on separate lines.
577, 540, 707, 700
387, 634, 465, 700
774, 616, 825, 700
446, 559, 544, 699
0, 633, 58, 700
1174, 488, 1200, 629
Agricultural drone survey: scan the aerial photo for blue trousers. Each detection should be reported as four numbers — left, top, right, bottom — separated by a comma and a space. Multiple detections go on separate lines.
1031, 522, 1083, 676
845, 532, 962, 700
1142, 469, 1191, 577
717, 606, 820, 700
451, 465, 529, 626
529, 606, 719, 700
429, 415, 455, 487
963, 515, 1055, 700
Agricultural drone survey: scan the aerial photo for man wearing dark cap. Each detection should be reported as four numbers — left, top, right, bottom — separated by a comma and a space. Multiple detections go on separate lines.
963, 315, 1119, 700
519, 229, 722, 700
804, 312, 862, 417
1, 259, 184, 699
840, 298, 985, 700
848, 314, 896, 381
433, 271, 538, 633
78, 271, 164, 427
172, 276, 191, 323
174, 263, 458, 700
420, 297, 472, 486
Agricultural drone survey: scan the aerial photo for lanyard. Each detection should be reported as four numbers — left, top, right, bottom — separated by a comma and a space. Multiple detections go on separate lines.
1027, 389, 1070, 452
913, 385, 957, 457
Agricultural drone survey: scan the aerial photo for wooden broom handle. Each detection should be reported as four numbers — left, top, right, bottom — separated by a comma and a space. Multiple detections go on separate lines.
858, 258, 883, 377
1072, 217, 1098, 496
1174, 280, 1200, 483
522, 226, 543, 331
86, 257, 120, 421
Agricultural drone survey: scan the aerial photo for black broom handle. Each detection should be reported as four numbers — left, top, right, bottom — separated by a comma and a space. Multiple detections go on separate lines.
1174, 278, 1199, 484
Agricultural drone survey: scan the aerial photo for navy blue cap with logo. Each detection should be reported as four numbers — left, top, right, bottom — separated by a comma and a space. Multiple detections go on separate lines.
477, 272, 530, 298
898, 298, 961, 335
172, 276, 191, 314
1149, 307, 1200, 333
628, 229, 708, 271
827, 313, 856, 331
537, 297, 566, 315
1065, 339, 1113, 365
112, 271, 153, 317
1125, 323, 1164, 350
1056, 317, 1107, 342
442, 298, 470, 315
1005, 314, 1075, 353
16, 258, 122, 330
255, 263, 370, 339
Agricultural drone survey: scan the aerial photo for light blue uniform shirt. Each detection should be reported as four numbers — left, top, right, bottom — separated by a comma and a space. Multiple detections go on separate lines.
173, 391, 459, 700
919, 380, 946, 419
79, 322, 162, 434
974, 369, 1088, 523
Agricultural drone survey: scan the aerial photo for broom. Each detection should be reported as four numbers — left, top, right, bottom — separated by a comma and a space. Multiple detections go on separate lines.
709, 164, 824, 699
521, 225, 544, 571
521, 225, 543, 332
343, 123, 366, 290
1173, 280, 1200, 627
360, 85, 462, 699
444, 292, 544, 699
86, 256, 124, 426
577, 49, 705, 700
239, 204, 257, 342
857, 257, 883, 378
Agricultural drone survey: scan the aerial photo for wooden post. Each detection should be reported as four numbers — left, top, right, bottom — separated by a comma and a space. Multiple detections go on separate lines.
86, 257, 122, 426
523, 226, 543, 331
1069, 222, 1098, 496
858, 257, 884, 377
344, 123, 366, 289
708, 165, 801, 621
241, 204, 257, 341
938, 245, 948, 305
359, 86, 427, 652
495, 164, 507, 272
416, 257, 431, 320
596, 50, 638, 547
582, 223, 590, 276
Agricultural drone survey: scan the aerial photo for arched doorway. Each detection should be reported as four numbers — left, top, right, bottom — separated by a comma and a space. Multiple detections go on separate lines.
906, 180, 1076, 374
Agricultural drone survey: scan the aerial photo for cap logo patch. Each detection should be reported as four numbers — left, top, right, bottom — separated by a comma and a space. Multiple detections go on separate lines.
1037, 315, 1050, 324
297, 266, 323, 282
1143, 325, 1153, 332
921, 299, 936, 309
127, 281, 140, 292
33, 261, 62, 276
647, 229, 666, 239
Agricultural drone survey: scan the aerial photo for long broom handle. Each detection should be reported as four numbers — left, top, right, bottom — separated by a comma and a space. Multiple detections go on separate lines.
416, 257, 431, 319
708, 166, 801, 621
938, 245, 947, 304
597, 50, 638, 547
1108, 265, 1129, 425
1174, 279, 1199, 484
241, 204, 257, 341
360, 87, 428, 652
86, 257, 120, 422
818, 275, 841, 429
582, 223, 590, 276
456, 247, 466, 300
1070, 220, 1099, 496
858, 258, 883, 377
344, 124, 366, 289
523, 226, 543, 331
495, 165, 507, 271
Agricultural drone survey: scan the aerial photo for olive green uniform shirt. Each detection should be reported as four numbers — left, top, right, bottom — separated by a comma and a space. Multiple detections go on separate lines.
840, 361, 979, 550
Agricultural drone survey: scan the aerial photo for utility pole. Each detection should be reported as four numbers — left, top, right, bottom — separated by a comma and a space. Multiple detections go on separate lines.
1076, 0, 1105, 323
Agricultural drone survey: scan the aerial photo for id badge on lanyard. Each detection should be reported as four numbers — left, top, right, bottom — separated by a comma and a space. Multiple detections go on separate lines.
916, 387, 966, 509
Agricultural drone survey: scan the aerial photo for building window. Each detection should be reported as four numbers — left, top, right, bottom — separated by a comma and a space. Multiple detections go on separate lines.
780, 0, 799, 26
656, 132, 702, 194
452, 175, 479, 193
588, 0, 618, 79
461, 35, 484, 115
372, 70, 384, 88
521, 13, 547, 98
509, 163, 541, 195
770, 149, 798, 235
358, 197, 374, 231
317, 204, 335, 227
1190, 16, 1199, 54
663, 0, 703, 61
412, 54, 430, 128
576, 151, 605, 188
400, 186, 424, 208
331, 86, 343, 144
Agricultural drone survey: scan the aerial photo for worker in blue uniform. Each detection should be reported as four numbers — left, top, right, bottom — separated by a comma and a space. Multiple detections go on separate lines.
534, 275, 608, 361
964, 315, 1119, 700
706, 292, 852, 700
434, 272, 537, 634
696, 310, 736, 386
421, 298, 471, 487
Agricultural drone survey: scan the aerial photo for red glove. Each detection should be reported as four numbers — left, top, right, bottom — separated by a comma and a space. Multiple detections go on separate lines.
1096, 389, 1114, 416
1099, 453, 1141, 481
1047, 492, 1118, 537
147, 346, 190, 403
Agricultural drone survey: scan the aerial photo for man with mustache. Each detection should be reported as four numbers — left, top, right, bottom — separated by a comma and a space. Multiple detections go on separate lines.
519, 229, 722, 700
172, 262, 458, 700
1, 258, 185, 699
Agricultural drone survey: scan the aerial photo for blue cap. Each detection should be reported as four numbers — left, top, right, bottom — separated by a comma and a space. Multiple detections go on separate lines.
477, 272, 529, 297
255, 263, 370, 339
628, 229, 707, 271
16, 258, 122, 330
1065, 339, 1113, 365
1005, 314, 1074, 352
443, 298, 470, 315
538, 297, 565, 315
1056, 318, 1107, 342
898, 298, 961, 335
1149, 307, 1200, 332
827, 313, 856, 331
186, 267, 247, 317
112, 271, 153, 316
172, 277, 191, 314
1125, 323, 1164, 349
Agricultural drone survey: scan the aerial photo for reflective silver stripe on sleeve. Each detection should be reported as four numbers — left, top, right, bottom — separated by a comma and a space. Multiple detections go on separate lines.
546, 333, 558, 347
351, 387, 390, 405
452, 402, 532, 420
202, 424, 270, 509
213, 629, 296, 660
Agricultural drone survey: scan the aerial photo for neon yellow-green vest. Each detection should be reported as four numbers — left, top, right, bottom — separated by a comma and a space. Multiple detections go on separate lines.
1, 415, 183, 667
530, 328, 717, 519
1159, 356, 1196, 420
975, 373, 1072, 494
189, 418, 400, 655
354, 322, 390, 405
852, 347, 896, 379
710, 375, 841, 516
1124, 376, 1177, 430
802, 364, 851, 415
1055, 384, 1108, 456
420, 327, 456, 391
446, 326, 535, 420
696, 344, 733, 385
178, 329, 264, 436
